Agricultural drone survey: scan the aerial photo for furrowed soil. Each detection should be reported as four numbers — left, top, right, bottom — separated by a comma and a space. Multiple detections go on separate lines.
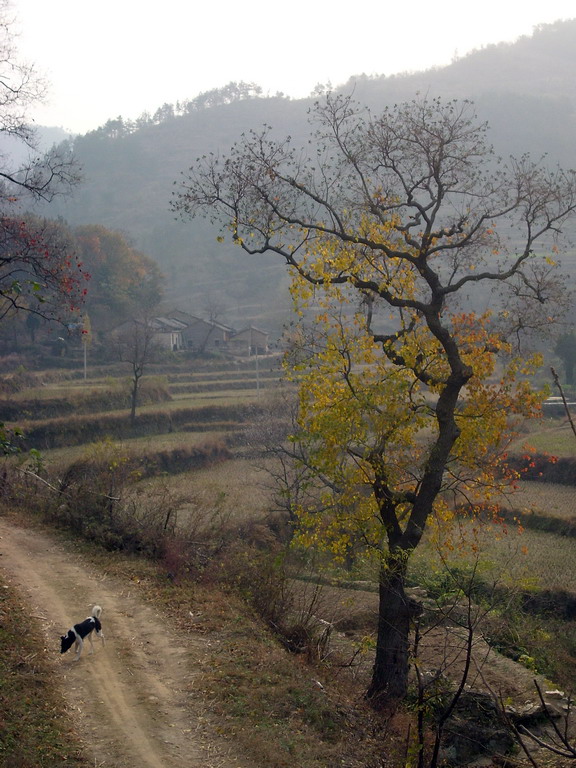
0, 516, 250, 768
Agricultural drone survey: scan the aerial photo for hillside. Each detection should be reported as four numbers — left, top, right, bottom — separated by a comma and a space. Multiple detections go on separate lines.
1, 352, 575, 766
39, 18, 576, 333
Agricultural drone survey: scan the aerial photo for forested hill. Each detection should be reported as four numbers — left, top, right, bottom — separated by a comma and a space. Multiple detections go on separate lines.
45, 18, 576, 333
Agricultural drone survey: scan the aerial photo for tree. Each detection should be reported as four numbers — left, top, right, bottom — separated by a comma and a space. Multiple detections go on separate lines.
81, 312, 91, 379
115, 312, 160, 426
0, 0, 82, 325
183, 81, 263, 114
554, 331, 576, 385
172, 95, 576, 706
0, 215, 86, 324
74, 225, 164, 332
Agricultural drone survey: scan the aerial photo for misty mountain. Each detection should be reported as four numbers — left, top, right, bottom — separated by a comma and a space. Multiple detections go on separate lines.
0, 125, 72, 169
40, 19, 576, 333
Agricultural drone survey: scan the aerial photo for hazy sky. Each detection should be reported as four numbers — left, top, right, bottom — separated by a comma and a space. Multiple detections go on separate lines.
11, 0, 576, 134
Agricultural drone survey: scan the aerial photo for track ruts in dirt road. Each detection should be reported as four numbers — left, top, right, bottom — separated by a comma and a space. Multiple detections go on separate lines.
0, 518, 247, 768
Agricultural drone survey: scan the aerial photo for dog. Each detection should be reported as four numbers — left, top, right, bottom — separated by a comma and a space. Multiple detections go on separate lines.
60, 605, 105, 660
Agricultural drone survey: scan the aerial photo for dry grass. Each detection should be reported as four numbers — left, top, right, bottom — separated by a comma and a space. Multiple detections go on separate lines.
479, 526, 576, 592
40, 437, 274, 528
169, 389, 265, 405
42, 429, 231, 469
159, 457, 275, 526
12, 383, 109, 400
509, 419, 576, 457
498, 481, 576, 519
4, 512, 389, 768
6, 361, 576, 725
412, 518, 576, 594
0, 570, 89, 767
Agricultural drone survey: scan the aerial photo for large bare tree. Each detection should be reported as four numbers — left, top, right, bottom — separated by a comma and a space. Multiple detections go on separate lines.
172, 95, 576, 706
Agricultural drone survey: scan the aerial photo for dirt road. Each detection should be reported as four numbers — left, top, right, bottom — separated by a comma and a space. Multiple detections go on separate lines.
0, 517, 245, 768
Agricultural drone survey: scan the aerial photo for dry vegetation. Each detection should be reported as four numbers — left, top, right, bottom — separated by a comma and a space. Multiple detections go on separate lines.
0, 569, 89, 767
499, 481, 576, 518
509, 418, 576, 458
2, 356, 576, 767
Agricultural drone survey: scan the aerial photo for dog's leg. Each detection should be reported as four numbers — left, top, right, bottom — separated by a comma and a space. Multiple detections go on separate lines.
74, 637, 83, 661
88, 633, 95, 655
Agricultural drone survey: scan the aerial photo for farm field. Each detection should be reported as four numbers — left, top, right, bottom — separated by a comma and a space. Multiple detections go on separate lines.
508, 418, 576, 458
42, 429, 230, 463
4, 356, 576, 673
499, 480, 576, 519
4, 357, 284, 526
6, 357, 574, 553
2, 352, 576, 768
411, 520, 576, 593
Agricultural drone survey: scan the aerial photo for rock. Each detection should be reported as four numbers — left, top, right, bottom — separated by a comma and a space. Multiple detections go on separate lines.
510, 700, 564, 727
439, 691, 514, 766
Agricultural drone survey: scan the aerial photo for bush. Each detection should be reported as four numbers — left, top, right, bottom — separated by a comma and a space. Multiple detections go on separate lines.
207, 534, 335, 662
3, 442, 188, 556
0, 365, 39, 395
4, 441, 333, 663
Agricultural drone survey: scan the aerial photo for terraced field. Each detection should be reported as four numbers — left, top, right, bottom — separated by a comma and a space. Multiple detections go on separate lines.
4, 356, 576, 691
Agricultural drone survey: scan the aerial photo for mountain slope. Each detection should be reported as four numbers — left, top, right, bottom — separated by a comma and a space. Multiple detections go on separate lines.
44, 19, 576, 331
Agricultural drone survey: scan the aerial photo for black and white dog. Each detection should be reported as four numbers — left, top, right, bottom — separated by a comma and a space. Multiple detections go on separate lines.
60, 605, 105, 660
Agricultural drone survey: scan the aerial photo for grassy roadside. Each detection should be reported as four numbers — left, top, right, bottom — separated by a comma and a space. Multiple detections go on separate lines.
64, 543, 392, 767
0, 571, 89, 768
3, 501, 576, 768
0, 509, 392, 768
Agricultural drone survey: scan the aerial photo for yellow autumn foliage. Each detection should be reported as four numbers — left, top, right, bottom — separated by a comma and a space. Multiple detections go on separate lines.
284, 222, 547, 561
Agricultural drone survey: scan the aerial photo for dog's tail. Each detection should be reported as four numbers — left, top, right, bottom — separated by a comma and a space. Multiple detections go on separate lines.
92, 605, 102, 619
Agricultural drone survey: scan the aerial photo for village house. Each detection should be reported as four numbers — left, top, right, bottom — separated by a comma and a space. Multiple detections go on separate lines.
150, 317, 187, 350
112, 311, 270, 357
228, 325, 269, 356
168, 310, 236, 353
111, 316, 187, 351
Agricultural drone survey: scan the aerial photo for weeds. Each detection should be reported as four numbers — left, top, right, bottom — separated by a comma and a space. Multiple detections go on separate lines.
0, 574, 88, 767
2, 357, 576, 768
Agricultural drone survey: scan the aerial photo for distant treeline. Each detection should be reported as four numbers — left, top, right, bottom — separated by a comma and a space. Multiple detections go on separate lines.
85, 81, 270, 139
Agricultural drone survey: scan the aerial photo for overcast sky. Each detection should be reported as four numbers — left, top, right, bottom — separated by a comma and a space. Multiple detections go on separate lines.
11, 0, 576, 134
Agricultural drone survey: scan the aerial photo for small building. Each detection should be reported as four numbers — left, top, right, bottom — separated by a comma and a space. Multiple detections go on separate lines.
150, 317, 187, 350
111, 316, 186, 351
229, 325, 269, 356
168, 310, 235, 353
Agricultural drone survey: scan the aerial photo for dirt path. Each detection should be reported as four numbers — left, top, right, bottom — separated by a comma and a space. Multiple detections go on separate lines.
0, 517, 245, 768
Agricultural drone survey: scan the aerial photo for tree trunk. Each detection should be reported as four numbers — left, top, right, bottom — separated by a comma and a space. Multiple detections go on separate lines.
366, 554, 420, 708
129, 375, 139, 426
